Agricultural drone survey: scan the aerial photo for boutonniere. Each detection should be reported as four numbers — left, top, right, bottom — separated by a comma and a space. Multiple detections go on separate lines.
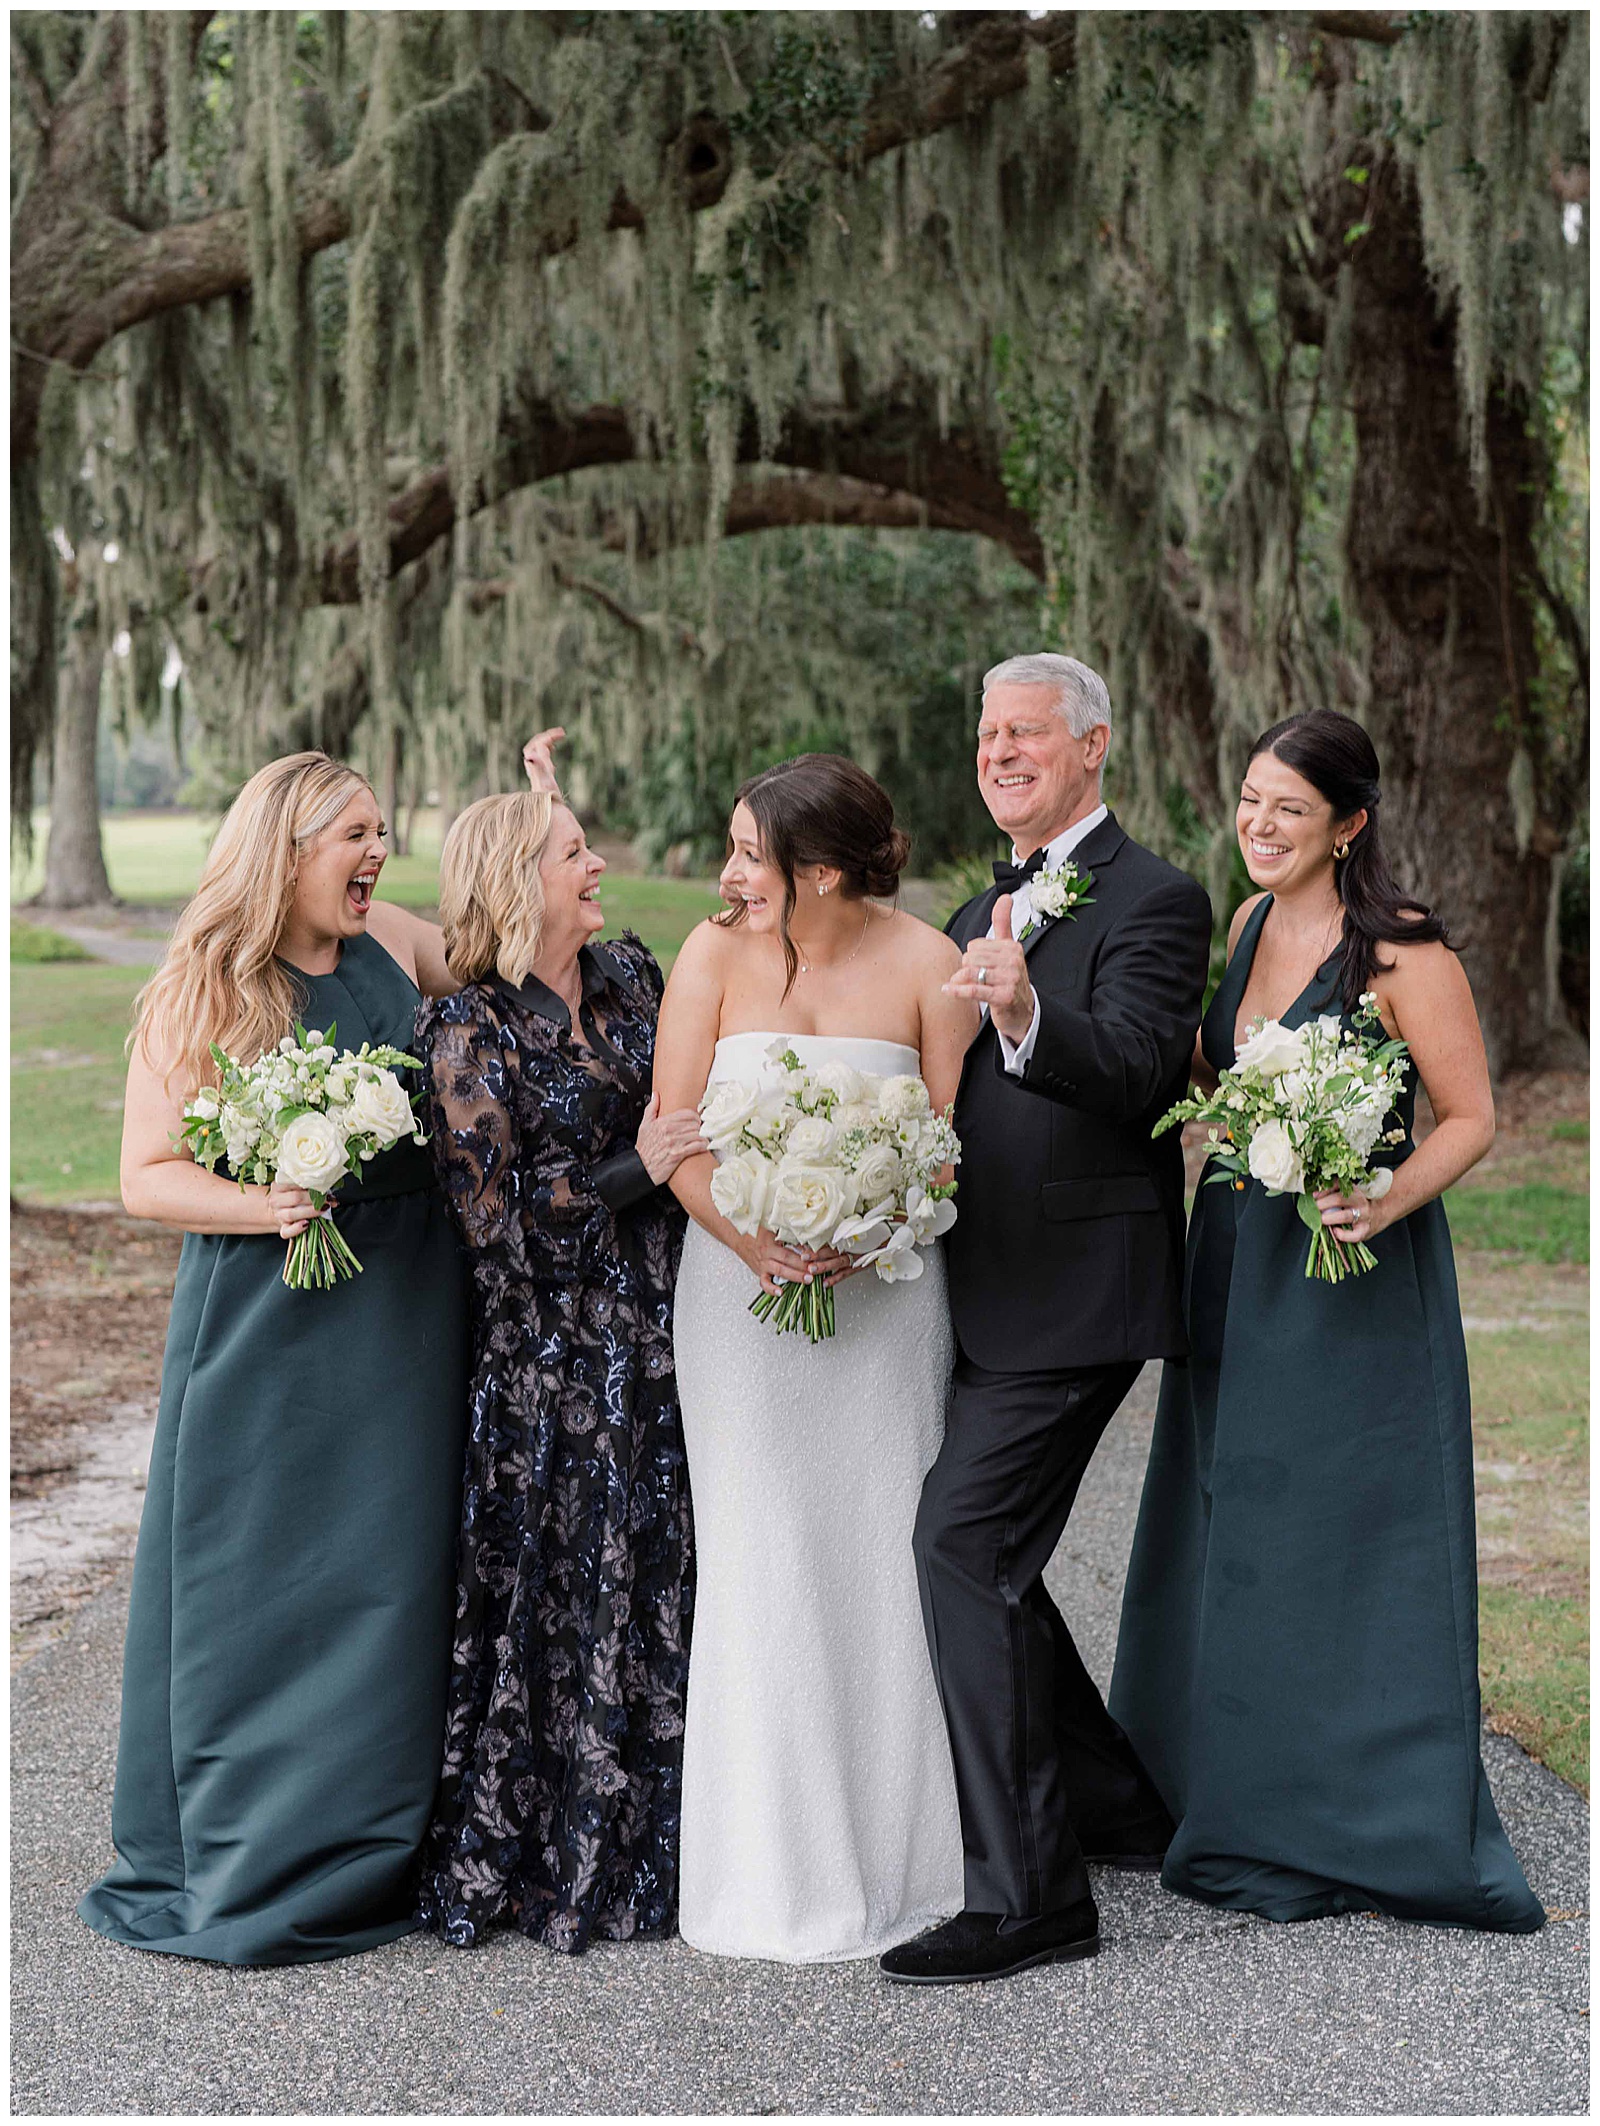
1018, 858, 1095, 942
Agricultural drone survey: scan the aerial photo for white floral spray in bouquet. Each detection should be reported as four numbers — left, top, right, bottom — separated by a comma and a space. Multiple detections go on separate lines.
701, 1041, 961, 1340
179, 1021, 428, 1289
1153, 994, 1411, 1282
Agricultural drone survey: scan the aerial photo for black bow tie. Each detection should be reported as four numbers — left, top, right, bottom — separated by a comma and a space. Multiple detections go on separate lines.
992, 849, 1048, 895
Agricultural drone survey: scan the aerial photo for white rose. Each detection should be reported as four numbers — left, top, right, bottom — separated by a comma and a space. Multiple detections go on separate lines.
786, 1114, 839, 1162
1365, 1165, 1394, 1200
851, 1140, 904, 1204
1246, 1119, 1304, 1196
768, 1161, 853, 1247
814, 1060, 867, 1105
879, 1074, 932, 1122
709, 1151, 777, 1236
700, 1078, 759, 1151
346, 1068, 416, 1147
274, 1109, 349, 1194
189, 1090, 220, 1121
1234, 1019, 1308, 1078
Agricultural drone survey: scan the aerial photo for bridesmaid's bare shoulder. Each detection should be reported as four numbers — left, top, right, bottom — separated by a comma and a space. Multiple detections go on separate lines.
1226, 891, 1269, 957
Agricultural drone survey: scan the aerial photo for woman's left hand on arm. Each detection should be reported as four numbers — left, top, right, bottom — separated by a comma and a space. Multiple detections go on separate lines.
635, 1089, 710, 1185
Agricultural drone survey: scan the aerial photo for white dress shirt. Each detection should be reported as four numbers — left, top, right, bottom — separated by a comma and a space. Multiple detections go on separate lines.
990, 805, 1108, 1077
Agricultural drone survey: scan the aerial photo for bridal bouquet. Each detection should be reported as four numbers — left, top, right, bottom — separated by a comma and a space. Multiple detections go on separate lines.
179, 1022, 428, 1289
1153, 994, 1411, 1282
703, 1040, 961, 1341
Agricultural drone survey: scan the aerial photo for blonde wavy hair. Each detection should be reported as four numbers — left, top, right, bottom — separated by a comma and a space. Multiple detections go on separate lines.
131, 752, 376, 1093
438, 791, 558, 986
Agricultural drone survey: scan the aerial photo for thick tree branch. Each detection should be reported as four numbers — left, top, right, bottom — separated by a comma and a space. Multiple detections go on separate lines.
855, 13, 1077, 160
14, 12, 1078, 462
1307, 13, 1406, 47
460, 465, 1036, 621
310, 395, 1042, 604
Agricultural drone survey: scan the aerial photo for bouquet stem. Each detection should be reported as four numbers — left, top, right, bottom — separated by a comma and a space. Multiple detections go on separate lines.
1303, 1225, 1378, 1283
748, 1276, 837, 1342
283, 1213, 364, 1291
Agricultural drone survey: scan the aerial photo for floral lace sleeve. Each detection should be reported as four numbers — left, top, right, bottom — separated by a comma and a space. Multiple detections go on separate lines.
420, 997, 525, 1256
420, 991, 620, 1283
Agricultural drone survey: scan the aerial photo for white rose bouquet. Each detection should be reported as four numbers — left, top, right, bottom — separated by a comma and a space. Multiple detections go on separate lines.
179, 1021, 428, 1290
703, 1040, 961, 1341
1153, 994, 1411, 1282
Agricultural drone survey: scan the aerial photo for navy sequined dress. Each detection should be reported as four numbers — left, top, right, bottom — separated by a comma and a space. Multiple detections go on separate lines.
415, 934, 692, 1954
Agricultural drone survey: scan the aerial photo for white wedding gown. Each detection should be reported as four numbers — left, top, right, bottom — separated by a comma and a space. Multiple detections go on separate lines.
674, 1032, 965, 1962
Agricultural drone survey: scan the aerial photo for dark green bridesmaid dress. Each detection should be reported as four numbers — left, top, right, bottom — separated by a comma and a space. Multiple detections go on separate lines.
79, 931, 468, 1964
1109, 897, 1544, 1934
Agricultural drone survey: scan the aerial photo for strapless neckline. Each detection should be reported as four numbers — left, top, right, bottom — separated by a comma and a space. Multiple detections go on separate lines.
712, 1030, 920, 1065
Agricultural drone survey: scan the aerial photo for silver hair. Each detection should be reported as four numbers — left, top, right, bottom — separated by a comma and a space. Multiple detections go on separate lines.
981, 653, 1112, 739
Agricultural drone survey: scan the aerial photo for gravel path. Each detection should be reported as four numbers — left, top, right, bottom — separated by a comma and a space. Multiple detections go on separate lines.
11, 1371, 1589, 2115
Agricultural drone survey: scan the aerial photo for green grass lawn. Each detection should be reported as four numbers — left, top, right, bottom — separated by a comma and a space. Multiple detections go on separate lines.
1462, 1257, 1590, 1793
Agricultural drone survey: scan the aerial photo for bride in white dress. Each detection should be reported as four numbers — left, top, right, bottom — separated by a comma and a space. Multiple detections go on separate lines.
655, 755, 978, 1962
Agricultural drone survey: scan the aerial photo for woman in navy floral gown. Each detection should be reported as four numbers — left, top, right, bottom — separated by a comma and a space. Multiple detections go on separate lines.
415, 791, 707, 1954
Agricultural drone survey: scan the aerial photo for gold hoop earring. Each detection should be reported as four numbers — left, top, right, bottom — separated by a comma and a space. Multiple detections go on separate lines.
1334, 839, 1351, 861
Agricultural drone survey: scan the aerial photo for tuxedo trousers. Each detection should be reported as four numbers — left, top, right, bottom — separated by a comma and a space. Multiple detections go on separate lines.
913, 1352, 1171, 1916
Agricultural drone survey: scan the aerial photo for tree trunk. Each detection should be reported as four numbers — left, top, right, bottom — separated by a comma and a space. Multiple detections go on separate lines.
378, 725, 402, 853
36, 625, 115, 910
1342, 163, 1582, 1075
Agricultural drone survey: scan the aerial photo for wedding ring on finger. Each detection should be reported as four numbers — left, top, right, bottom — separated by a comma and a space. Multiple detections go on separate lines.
976, 965, 989, 986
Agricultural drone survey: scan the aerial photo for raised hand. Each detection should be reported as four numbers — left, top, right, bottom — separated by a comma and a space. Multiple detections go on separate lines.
941, 892, 1035, 1044
522, 727, 566, 795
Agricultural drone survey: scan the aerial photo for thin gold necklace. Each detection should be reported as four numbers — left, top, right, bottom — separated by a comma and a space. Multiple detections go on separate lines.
796, 910, 871, 977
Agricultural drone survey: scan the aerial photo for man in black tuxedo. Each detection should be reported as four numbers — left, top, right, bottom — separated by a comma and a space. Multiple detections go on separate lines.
880, 653, 1211, 1985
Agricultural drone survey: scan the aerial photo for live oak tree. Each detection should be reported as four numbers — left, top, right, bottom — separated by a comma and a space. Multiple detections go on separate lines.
10, 11, 1588, 1067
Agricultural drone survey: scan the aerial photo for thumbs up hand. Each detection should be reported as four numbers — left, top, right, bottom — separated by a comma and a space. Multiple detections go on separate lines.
941, 892, 1035, 1043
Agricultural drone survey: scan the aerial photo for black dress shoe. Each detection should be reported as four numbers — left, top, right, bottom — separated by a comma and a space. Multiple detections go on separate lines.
878, 1902, 1100, 1985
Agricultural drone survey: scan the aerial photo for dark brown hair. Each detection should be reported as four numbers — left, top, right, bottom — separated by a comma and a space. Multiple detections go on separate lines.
1248, 710, 1451, 1013
716, 753, 911, 997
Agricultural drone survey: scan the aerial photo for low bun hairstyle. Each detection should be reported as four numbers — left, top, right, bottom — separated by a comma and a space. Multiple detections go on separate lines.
716, 753, 910, 997
1248, 710, 1451, 1014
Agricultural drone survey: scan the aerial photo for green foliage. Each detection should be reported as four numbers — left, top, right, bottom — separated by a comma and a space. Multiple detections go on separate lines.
932, 847, 1007, 932
11, 921, 89, 963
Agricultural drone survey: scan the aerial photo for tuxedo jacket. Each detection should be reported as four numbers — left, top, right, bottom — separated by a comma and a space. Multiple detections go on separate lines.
943, 811, 1211, 1374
